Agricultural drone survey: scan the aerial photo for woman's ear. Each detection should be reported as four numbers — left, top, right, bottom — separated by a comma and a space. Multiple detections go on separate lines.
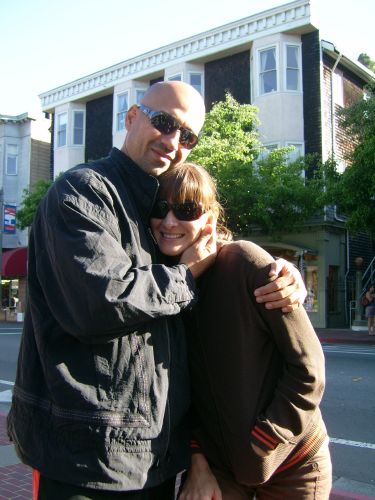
125, 105, 138, 131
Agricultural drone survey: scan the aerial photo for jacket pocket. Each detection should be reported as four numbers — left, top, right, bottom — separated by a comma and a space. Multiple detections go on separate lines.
229, 435, 296, 486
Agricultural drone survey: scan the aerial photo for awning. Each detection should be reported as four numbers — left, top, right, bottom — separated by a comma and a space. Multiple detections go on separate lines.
2, 247, 28, 278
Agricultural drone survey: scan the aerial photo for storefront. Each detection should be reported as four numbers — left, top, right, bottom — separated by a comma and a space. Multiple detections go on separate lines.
1, 247, 27, 321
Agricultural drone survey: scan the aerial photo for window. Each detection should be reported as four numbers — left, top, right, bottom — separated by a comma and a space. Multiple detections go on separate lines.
73, 111, 84, 145
168, 74, 182, 81
117, 92, 129, 131
57, 113, 67, 147
258, 143, 279, 161
136, 90, 146, 105
189, 73, 203, 94
286, 143, 303, 163
333, 69, 344, 107
259, 47, 277, 94
304, 266, 318, 312
6, 145, 18, 175
286, 45, 300, 91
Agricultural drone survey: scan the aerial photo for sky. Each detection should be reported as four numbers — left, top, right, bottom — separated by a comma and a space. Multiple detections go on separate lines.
1, 0, 374, 130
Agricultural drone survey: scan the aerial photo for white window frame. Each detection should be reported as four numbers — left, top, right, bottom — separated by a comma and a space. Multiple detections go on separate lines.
189, 72, 204, 95
167, 73, 182, 82
285, 43, 302, 92
258, 45, 278, 95
6, 144, 18, 175
258, 143, 279, 161
72, 110, 85, 146
56, 112, 68, 148
116, 91, 129, 131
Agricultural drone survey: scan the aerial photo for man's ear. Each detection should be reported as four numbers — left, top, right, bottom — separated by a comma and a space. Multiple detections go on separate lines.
125, 105, 138, 131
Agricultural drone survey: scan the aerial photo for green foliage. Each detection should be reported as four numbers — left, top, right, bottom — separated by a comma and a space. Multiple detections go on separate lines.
358, 53, 375, 73
331, 82, 375, 236
16, 179, 52, 229
190, 93, 328, 236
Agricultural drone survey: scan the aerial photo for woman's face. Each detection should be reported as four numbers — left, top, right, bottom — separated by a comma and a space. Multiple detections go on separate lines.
150, 202, 212, 257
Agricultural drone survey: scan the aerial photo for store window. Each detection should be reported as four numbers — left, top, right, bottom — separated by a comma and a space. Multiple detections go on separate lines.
304, 266, 318, 312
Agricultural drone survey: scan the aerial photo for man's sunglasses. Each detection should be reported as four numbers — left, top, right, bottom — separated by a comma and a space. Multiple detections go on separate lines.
137, 104, 199, 149
151, 200, 204, 221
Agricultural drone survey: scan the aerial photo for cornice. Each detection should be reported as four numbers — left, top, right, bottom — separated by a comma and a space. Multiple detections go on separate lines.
39, 0, 311, 111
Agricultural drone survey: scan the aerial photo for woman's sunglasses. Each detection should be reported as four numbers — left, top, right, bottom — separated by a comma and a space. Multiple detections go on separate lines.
137, 104, 199, 149
151, 200, 204, 221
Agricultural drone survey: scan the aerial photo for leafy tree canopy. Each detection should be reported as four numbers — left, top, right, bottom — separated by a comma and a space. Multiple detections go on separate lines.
330, 82, 375, 237
190, 93, 327, 236
358, 53, 375, 73
16, 179, 52, 229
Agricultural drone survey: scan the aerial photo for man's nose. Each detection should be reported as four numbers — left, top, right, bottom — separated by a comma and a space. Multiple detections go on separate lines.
161, 129, 181, 150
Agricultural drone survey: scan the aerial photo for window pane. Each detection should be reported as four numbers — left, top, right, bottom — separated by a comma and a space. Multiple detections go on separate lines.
287, 69, 298, 90
286, 46, 299, 91
259, 48, 277, 94
287, 46, 298, 68
261, 70, 277, 93
57, 113, 67, 147
73, 111, 84, 145
136, 90, 146, 105
117, 93, 128, 131
6, 146, 17, 175
190, 73, 202, 94
168, 74, 182, 81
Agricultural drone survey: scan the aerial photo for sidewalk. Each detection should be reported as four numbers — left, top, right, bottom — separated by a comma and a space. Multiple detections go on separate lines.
1, 326, 375, 499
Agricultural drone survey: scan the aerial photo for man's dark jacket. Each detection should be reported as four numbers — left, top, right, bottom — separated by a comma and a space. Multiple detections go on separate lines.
7, 148, 197, 491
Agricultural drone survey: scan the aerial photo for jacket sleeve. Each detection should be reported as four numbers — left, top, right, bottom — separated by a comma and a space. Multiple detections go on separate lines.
32, 170, 197, 343
246, 251, 325, 452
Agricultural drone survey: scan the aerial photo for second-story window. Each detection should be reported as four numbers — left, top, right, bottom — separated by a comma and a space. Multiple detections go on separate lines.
189, 73, 203, 95
259, 47, 277, 94
57, 113, 67, 147
286, 45, 300, 91
117, 92, 129, 131
136, 90, 146, 105
168, 74, 182, 81
6, 144, 18, 175
73, 111, 85, 145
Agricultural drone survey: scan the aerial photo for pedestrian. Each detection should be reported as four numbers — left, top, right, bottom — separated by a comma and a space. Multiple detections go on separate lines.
364, 285, 375, 335
149, 162, 332, 500
7, 82, 306, 500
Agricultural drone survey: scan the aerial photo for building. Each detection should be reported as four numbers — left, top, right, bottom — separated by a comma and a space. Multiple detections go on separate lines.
38, 0, 374, 327
0, 113, 51, 317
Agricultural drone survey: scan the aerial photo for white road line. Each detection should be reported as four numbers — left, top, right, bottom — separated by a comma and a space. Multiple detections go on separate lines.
0, 380, 14, 386
330, 437, 375, 450
0, 331, 22, 335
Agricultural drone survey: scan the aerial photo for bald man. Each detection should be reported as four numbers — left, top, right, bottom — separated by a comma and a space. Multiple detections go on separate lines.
8, 82, 306, 499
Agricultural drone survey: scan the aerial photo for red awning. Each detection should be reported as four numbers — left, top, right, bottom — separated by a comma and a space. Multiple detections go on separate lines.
2, 247, 28, 278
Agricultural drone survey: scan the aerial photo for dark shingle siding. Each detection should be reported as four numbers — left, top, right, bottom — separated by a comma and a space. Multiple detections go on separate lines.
85, 94, 113, 162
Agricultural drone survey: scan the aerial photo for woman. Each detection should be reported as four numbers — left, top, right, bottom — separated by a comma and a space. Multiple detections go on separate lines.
365, 285, 375, 335
150, 163, 332, 500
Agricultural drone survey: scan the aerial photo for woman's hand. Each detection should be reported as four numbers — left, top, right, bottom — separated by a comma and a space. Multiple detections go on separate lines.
179, 453, 222, 500
254, 258, 307, 312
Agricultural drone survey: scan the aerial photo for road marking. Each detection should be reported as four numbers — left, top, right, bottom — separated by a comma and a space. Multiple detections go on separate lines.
330, 437, 375, 450
0, 380, 14, 386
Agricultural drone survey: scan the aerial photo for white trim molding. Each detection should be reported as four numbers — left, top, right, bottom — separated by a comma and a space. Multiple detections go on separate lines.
39, 0, 311, 112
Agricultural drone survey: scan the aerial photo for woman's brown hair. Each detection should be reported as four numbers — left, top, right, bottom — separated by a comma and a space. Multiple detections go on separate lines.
157, 162, 232, 241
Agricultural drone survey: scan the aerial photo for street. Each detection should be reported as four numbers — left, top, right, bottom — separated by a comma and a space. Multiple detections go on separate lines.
1, 324, 375, 495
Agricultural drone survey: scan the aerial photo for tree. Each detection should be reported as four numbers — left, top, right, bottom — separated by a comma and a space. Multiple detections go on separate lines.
358, 53, 375, 73
327, 82, 375, 237
16, 179, 52, 229
190, 93, 327, 236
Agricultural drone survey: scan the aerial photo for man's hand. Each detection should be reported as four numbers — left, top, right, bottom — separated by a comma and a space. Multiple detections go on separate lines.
254, 258, 307, 312
179, 453, 222, 500
180, 225, 217, 279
